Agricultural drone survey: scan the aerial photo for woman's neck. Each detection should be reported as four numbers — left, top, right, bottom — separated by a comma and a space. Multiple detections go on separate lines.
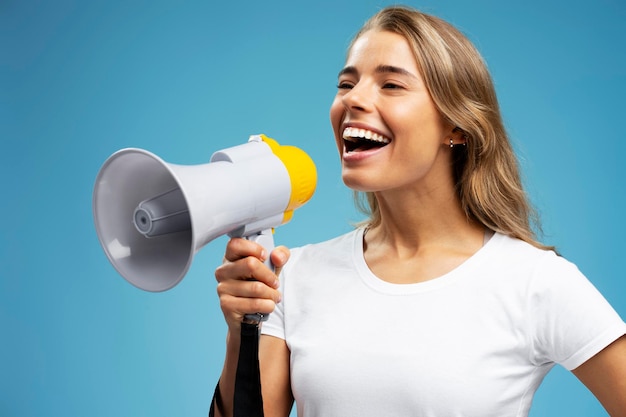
369, 186, 484, 253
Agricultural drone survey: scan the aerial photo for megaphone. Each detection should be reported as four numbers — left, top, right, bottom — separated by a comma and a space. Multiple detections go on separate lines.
93, 134, 317, 295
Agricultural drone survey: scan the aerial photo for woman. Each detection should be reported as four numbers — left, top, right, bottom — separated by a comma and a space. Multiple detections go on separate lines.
214, 6, 626, 417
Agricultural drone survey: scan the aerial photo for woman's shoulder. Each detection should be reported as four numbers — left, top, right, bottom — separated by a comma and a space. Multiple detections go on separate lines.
489, 232, 583, 282
285, 228, 362, 267
491, 232, 561, 263
292, 228, 361, 253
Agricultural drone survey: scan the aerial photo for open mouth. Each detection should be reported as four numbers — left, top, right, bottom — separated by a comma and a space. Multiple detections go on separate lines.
343, 127, 391, 152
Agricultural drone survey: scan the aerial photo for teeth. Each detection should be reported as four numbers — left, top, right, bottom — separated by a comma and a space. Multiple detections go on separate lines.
342, 127, 390, 143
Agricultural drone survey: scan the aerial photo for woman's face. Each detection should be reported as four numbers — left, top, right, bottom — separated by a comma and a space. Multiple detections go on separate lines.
330, 30, 456, 195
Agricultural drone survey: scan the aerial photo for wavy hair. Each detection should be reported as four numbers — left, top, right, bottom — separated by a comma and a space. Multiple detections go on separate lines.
350, 6, 551, 250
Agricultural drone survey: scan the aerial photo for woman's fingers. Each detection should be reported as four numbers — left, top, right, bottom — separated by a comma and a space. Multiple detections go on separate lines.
223, 237, 267, 263
215, 238, 287, 327
216, 247, 279, 289
218, 290, 278, 318
216, 273, 281, 303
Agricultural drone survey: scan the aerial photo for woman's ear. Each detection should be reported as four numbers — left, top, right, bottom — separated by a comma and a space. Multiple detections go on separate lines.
447, 127, 468, 147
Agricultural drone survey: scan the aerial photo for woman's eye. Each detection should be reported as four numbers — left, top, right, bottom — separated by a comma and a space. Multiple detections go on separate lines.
382, 82, 403, 89
336, 81, 353, 89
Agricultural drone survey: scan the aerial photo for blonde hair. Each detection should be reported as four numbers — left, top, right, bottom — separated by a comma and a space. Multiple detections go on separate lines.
351, 6, 551, 250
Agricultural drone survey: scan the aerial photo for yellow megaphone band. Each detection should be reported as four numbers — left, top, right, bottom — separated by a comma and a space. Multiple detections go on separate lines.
260, 134, 317, 225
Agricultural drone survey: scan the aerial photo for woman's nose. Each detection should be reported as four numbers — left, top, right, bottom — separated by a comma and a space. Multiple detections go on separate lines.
342, 83, 372, 112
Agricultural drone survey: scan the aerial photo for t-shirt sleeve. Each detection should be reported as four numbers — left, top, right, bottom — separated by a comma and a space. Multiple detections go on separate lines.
528, 252, 626, 370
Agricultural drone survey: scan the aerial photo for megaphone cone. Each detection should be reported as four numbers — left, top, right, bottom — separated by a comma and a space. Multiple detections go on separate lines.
93, 135, 316, 292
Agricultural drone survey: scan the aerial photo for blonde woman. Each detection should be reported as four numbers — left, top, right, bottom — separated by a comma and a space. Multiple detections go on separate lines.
214, 6, 626, 417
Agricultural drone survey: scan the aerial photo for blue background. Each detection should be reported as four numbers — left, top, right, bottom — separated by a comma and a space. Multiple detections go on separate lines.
2, 0, 625, 416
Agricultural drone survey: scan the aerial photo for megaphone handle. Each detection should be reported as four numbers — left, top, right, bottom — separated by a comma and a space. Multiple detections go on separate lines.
243, 229, 275, 324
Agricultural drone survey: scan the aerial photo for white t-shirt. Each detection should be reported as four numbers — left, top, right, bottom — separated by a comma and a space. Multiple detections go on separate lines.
261, 228, 626, 417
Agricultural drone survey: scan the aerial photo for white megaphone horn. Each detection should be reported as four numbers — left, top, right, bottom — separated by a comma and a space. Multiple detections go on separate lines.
93, 134, 317, 298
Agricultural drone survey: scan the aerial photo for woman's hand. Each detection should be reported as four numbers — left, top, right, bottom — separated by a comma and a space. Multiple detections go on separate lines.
215, 237, 289, 331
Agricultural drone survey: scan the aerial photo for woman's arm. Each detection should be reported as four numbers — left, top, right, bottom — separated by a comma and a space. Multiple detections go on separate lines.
259, 335, 294, 416
213, 238, 291, 417
572, 335, 626, 417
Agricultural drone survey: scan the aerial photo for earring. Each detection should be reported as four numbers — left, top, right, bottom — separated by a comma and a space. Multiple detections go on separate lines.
449, 138, 454, 148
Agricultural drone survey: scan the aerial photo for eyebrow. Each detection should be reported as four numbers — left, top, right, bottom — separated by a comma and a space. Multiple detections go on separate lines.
337, 65, 418, 79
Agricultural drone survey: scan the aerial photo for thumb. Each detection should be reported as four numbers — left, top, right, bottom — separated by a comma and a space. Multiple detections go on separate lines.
271, 246, 290, 278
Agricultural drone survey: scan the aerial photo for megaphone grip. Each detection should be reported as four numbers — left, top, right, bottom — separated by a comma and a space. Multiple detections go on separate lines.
243, 229, 275, 323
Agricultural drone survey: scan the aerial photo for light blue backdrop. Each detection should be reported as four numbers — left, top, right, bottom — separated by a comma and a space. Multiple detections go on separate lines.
1, 0, 624, 416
